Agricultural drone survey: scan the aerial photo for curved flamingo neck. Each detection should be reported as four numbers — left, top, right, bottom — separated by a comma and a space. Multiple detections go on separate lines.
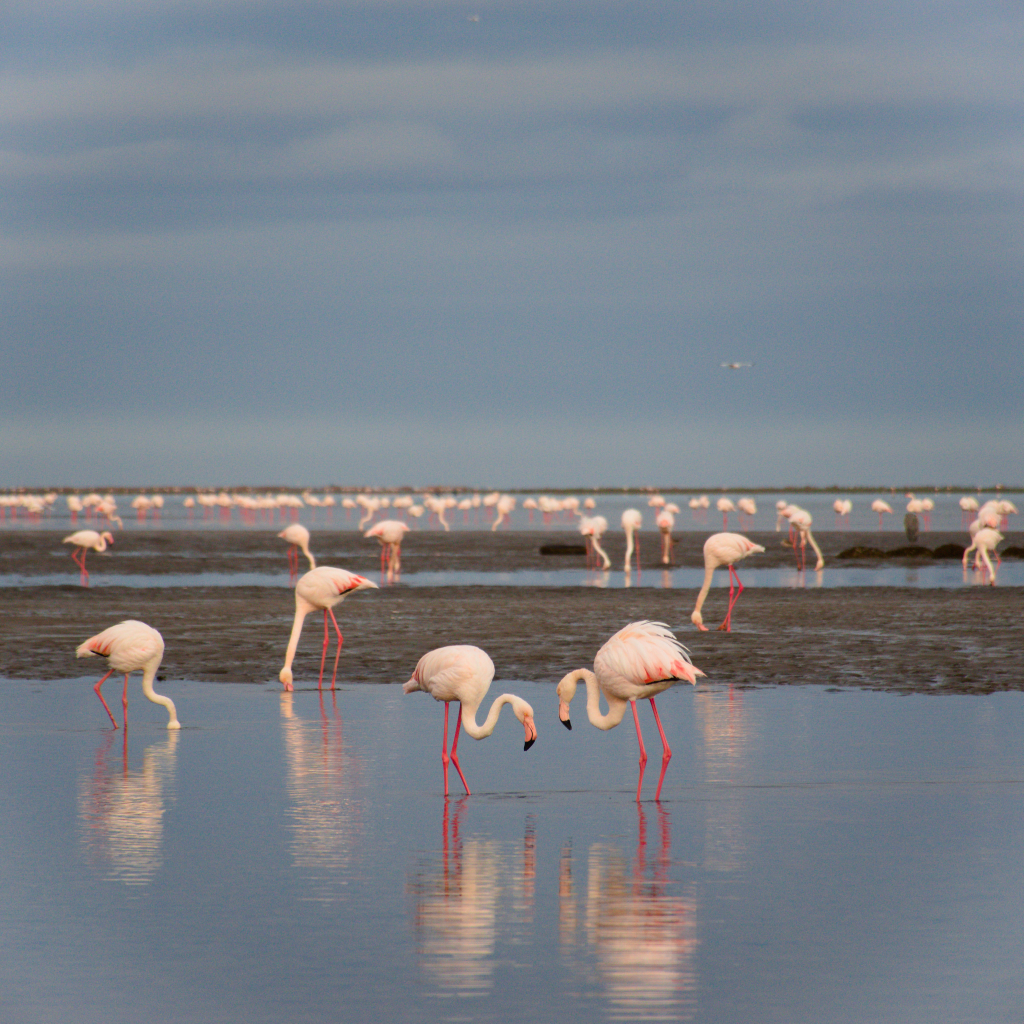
140, 661, 180, 729
280, 602, 313, 678
693, 563, 716, 618
562, 669, 628, 731
460, 693, 522, 739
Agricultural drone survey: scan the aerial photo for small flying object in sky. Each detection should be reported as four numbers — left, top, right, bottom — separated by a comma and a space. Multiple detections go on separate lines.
721, 362, 753, 370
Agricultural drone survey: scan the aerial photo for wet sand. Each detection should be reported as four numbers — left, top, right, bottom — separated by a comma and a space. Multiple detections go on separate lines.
2, 530, 1021, 693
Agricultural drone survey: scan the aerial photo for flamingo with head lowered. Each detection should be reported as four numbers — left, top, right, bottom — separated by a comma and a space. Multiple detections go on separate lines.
279, 567, 378, 691
365, 519, 411, 582
621, 509, 642, 572
278, 524, 316, 581
692, 532, 765, 632
556, 621, 704, 801
403, 645, 537, 796
63, 530, 114, 585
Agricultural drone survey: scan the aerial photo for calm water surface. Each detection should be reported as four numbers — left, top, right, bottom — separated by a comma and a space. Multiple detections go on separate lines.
2, 681, 1023, 1023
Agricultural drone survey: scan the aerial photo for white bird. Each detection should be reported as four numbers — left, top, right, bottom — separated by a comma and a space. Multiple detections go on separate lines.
556, 622, 704, 801
579, 515, 611, 570
76, 620, 180, 730
364, 519, 411, 581
621, 509, 642, 572
691, 533, 765, 632
403, 645, 537, 796
963, 528, 1003, 583
279, 568, 378, 691
278, 524, 316, 578
721, 362, 753, 369
63, 530, 114, 585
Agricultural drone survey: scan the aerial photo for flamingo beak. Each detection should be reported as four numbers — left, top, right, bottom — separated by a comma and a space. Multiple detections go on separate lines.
559, 700, 572, 730
524, 715, 537, 751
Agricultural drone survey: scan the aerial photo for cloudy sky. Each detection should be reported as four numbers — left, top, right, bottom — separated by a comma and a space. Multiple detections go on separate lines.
3, 0, 1021, 488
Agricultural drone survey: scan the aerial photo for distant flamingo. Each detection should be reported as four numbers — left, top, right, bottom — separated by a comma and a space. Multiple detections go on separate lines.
76, 620, 180, 730
557, 621, 704, 801
871, 499, 893, 529
716, 498, 736, 530
691, 533, 765, 632
963, 527, 1003, 583
656, 509, 675, 565
278, 524, 316, 581
364, 519, 410, 582
787, 507, 824, 571
279, 568, 378, 691
736, 497, 757, 530
403, 645, 537, 796
621, 509, 642, 572
579, 515, 611, 570
63, 530, 114, 585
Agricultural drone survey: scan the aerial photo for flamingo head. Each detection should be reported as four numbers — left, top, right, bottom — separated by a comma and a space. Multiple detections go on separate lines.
556, 672, 582, 730
691, 609, 708, 631
278, 667, 294, 691
102, 532, 115, 545
512, 698, 537, 751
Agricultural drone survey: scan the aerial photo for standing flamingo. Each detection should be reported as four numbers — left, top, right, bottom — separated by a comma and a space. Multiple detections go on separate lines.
621, 509, 642, 572
716, 498, 736, 530
403, 645, 537, 796
63, 530, 114, 585
364, 519, 411, 581
579, 515, 611, 570
76, 620, 180, 730
278, 524, 316, 580
279, 568, 378, 691
871, 499, 893, 529
691, 533, 765, 632
656, 509, 675, 565
556, 621, 704, 801
963, 527, 1003, 583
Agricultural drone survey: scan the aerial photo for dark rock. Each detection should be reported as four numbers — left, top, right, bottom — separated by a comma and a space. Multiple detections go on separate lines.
932, 543, 967, 559
1002, 546, 1024, 559
886, 545, 933, 559
540, 544, 588, 556
837, 546, 887, 559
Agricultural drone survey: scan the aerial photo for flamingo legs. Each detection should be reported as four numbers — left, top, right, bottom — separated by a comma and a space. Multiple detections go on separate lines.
318, 608, 345, 689
71, 548, 90, 585
717, 565, 744, 632
631, 698, 673, 802
441, 703, 471, 797
287, 546, 299, 582
93, 670, 130, 729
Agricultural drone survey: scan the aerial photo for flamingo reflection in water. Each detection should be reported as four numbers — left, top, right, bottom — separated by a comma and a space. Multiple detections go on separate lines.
280, 691, 365, 899
78, 729, 179, 886
407, 801, 537, 995
559, 805, 698, 1021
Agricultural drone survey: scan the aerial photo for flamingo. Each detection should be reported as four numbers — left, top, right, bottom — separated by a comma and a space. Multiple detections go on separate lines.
278, 524, 316, 580
621, 509, 642, 572
787, 507, 824, 571
736, 497, 757, 530
63, 530, 114, 585
76, 620, 180, 730
364, 519, 410, 582
691, 533, 765, 632
556, 621, 704, 801
403, 645, 537, 797
963, 527, 1003, 583
279, 568, 378, 692
656, 509, 675, 565
716, 497, 736, 530
871, 499, 893, 529
579, 515, 611, 570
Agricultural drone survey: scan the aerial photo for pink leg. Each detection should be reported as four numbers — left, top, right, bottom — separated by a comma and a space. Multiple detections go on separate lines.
327, 607, 344, 689
450, 707, 471, 796
442, 703, 451, 797
93, 670, 118, 729
318, 609, 329, 688
631, 702, 648, 801
635, 535, 641, 574
122, 674, 130, 728
649, 698, 672, 801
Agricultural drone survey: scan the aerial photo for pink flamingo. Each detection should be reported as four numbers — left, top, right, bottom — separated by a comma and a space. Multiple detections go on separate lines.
716, 497, 736, 530
691, 533, 765, 632
63, 530, 114, 585
556, 621, 704, 801
365, 519, 411, 582
656, 509, 675, 565
403, 645, 537, 797
76, 620, 180, 730
279, 568, 378, 691
871, 499, 893, 529
278, 524, 316, 581
621, 509, 642, 572
963, 527, 1003, 584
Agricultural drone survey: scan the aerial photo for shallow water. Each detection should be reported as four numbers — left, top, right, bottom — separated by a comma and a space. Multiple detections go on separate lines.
3, 563, 1021, 589
3, 680, 1024, 1023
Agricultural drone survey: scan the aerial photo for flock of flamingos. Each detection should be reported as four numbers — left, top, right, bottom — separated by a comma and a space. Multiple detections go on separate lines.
6, 487, 1017, 801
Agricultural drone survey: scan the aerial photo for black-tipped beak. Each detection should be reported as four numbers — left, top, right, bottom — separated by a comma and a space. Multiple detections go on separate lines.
561, 719, 572, 731
524, 738, 536, 751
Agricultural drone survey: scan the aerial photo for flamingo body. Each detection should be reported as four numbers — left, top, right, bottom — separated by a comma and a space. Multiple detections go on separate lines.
403, 645, 537, 796
278, 524, 316, 577
63, 530, 114, 584
621, 509, 642, 572
364, 519, 411, 581
76, 620, 179, 729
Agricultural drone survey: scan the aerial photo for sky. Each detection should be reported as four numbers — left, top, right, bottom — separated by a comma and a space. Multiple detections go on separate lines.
2, 0, 1022, 488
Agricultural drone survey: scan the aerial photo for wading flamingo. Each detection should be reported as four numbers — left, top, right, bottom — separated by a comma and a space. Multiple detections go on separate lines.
580, 515, 611, 570
716, 497, 736, 530
963, 527, 1003, 583
691, 533, 765, 632
364, 519, 410, 582
656, 509, 675, 565
403, 645, 537, 796
63, 530, 114, 585
556, 621, 704, 801
278, 524, 316, 580
871, 499, 893, 529
279, 568, 378, 691
787, 507, 824, 571
621, 509, 642, 572
76, 620, 180, 730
